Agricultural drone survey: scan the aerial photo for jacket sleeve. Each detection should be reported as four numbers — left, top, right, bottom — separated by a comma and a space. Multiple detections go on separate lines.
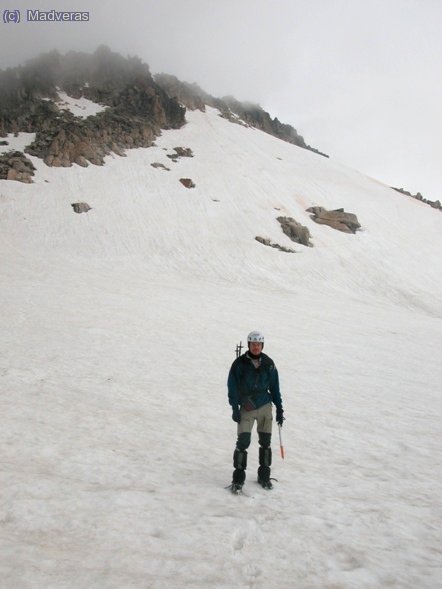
269, 364, 283, 410
227, 360, 240, 408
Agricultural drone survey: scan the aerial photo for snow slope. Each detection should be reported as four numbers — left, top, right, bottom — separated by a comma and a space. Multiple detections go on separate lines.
0, 106, 441, 589
54, 90, 108, 118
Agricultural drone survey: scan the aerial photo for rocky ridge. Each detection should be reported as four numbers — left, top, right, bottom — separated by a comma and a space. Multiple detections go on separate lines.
392, 187, 441, 212
0, 48, 326, 177
0, 47, 185, 171
154, 74, 328, 157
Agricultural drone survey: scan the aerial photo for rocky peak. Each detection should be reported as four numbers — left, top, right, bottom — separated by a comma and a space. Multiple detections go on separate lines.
1, 48, 328, 173
0, 47, 186, 169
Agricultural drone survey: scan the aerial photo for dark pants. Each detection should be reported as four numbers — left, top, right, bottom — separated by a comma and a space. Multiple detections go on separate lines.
233, 403, 272, 485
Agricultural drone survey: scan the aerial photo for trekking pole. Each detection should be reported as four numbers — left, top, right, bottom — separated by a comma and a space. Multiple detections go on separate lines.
235, 341, 243, 358
278, 423, 285, 459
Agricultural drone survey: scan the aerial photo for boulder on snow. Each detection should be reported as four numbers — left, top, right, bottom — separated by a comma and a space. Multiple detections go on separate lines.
277, 216, 312, 247
180, 178, 195, 189
306, 207, 361, 233
71, 202, 92, 214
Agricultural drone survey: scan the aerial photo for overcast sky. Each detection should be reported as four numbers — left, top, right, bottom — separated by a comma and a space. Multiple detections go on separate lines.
1, 0, 441, 202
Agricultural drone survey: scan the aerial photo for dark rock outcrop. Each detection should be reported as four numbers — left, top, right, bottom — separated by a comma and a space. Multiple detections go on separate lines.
307, 207, 361, 233
180, 178, 195, 189
155, 74, 328, 157
154, 74, 208, 111
0, 150, 36, 183
71, 202, 91, 213
277, 216, 312, 246
0, 47, 186, 168
167, 147, 194, 161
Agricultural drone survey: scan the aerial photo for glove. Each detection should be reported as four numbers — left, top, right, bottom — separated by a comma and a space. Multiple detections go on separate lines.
232, 407, 241, 423
276, 407, 285, 427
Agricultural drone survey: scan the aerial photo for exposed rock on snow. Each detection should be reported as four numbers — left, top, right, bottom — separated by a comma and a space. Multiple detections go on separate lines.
71, 202, 92, 213
151, 162, 170, 171
307, 207, 361, 233
179, 178, 195, 189
255, 236, 296, 253
167, 147, 194, 161
0, 150, 36, 183
277, 216, 312, 246
27, 110, 169, 168
218, 110, 250, 128
392, 187, 442, 211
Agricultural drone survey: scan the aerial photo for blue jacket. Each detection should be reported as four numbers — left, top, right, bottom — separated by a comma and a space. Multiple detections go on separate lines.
228, 352, 283, 411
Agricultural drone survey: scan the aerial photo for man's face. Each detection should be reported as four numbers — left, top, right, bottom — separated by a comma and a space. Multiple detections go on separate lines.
249, 341, 263, 354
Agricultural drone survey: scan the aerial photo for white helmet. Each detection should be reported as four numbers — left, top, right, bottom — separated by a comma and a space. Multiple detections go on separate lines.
247, 331, 265, 344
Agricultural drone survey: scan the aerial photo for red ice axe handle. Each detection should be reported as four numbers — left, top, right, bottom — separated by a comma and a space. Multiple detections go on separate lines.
278, 423, 285, 459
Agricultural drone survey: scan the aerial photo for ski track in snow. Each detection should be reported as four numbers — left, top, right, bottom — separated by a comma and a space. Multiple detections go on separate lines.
0, 107, 441, 589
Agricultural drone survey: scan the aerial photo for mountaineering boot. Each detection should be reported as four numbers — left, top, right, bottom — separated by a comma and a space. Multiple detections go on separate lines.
230, 482, 244, 494
257, 477, 273, 490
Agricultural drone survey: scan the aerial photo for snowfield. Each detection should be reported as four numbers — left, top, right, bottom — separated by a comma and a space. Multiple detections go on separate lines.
55, 90, 108, 118
0, 107, 441, 589
0, 133, 37, 155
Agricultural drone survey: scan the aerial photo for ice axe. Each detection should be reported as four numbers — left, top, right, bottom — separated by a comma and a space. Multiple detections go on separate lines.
278, 423, 285, 459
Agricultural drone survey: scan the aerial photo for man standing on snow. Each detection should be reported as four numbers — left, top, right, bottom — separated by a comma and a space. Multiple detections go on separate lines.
228, 331, 284, 492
